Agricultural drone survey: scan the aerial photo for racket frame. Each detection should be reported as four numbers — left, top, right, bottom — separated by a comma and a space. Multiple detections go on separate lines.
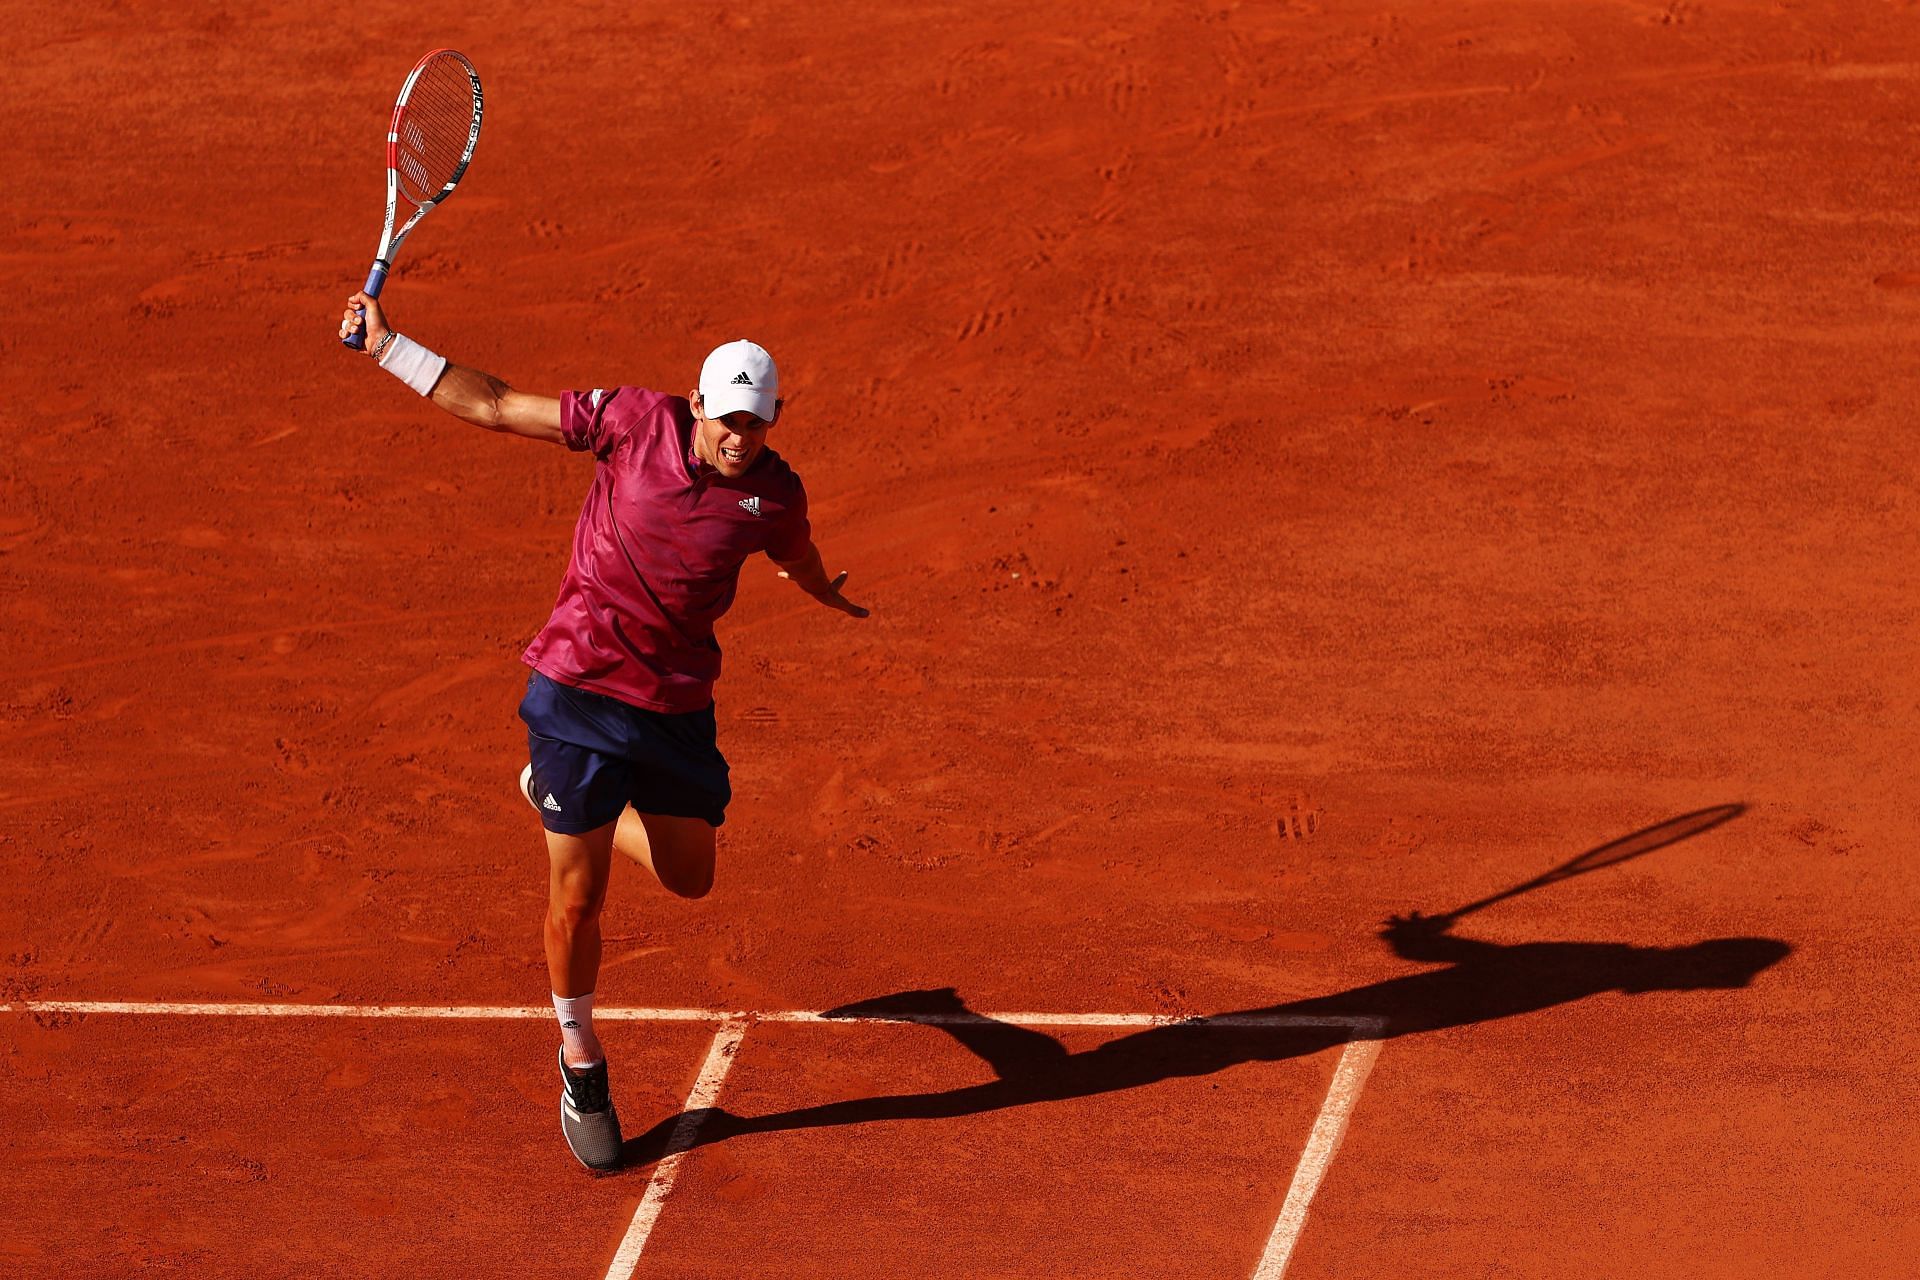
344, 48, 483, 349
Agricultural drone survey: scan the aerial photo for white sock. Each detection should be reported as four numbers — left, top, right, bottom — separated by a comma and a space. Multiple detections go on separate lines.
553, 992, 604, 1068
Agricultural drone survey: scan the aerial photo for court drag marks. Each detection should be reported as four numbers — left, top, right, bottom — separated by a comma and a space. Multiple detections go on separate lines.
5, 0, 1920, 1275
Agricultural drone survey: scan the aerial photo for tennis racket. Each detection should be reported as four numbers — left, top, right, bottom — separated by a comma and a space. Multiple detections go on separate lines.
342, 49, 484, 349
1437, 803, 1745, 923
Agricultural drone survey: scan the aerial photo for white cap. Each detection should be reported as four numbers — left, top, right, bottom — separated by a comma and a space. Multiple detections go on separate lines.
698, 339, 779, 421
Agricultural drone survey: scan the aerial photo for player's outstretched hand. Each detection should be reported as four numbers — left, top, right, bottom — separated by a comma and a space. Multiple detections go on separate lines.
339, 291, 392, 355
779, 569, 870, 619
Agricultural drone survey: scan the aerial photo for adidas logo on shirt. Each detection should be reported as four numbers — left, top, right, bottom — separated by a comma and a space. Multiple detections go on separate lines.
730, 371, 753, 385
738, 496, 763, 517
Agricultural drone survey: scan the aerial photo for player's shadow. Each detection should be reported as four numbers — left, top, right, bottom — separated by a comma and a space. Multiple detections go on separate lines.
620, 914, 1790, 1170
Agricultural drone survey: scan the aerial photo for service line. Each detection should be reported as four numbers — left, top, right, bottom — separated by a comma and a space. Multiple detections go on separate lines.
4, 999, 1376, 1031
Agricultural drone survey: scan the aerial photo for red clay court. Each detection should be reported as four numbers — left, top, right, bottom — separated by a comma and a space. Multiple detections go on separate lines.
4, 2, 1917, 1276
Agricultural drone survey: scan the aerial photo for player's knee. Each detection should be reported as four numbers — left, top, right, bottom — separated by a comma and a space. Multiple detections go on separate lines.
548, 881, 607, 929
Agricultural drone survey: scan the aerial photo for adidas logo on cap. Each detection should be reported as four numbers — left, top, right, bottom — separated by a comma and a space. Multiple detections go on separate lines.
730, 371, 754, 385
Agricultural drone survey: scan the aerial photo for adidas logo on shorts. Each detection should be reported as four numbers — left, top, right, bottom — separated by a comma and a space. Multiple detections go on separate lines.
543, 793, 562, 812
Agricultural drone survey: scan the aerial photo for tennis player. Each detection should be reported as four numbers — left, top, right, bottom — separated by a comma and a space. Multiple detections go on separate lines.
339, 292, 868, 1171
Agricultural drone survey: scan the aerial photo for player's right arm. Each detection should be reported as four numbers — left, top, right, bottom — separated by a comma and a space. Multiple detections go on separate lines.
1379, 913, 1500, 964
341, 291, 564, 444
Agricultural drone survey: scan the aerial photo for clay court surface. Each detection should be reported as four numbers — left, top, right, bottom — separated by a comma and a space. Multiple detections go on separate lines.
5, 1, 1919, 1276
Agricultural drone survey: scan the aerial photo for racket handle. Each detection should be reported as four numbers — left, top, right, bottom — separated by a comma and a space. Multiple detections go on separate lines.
341, 260, 391, 351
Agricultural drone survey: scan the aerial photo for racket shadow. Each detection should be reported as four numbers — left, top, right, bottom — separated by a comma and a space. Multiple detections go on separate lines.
617, 812, 1789, 1172
1440, 802, 1748, 922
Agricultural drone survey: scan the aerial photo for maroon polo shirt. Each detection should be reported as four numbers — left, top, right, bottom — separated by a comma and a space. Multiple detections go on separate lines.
521, 385, 811, 713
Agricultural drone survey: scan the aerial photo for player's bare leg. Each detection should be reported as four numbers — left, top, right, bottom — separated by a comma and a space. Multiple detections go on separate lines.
612, 808, 717, 899
544, 820, 624, 1169
545, 823, 615, 1045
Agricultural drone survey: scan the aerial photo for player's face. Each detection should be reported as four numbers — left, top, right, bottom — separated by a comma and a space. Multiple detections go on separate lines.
693, 393, 779, 477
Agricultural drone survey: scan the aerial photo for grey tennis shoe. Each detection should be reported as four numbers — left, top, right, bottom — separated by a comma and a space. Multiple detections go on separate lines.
558, 1048, 623, 1171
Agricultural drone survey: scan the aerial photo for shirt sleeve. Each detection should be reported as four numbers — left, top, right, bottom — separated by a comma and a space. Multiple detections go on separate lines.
558, 386, 631, 458
764, 475, 813, 562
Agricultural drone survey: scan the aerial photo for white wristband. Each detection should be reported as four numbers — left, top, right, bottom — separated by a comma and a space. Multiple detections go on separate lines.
379, 334, 447, 397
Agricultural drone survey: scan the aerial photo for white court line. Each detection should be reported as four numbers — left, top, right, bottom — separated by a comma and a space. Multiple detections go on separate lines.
602, 1021, 746, 1280
1253, 1027, 1385, 1279
4, 1000, 1385, 1279
3, 1000, 1375, 1031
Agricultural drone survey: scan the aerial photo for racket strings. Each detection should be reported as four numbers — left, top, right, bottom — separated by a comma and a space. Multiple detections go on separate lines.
395, 56, 479, 206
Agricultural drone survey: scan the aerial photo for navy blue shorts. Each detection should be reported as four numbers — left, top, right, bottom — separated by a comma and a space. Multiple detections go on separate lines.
518, 671, 730, 833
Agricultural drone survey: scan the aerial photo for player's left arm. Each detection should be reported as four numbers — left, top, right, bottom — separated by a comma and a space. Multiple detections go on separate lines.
772, 541, 869, 618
